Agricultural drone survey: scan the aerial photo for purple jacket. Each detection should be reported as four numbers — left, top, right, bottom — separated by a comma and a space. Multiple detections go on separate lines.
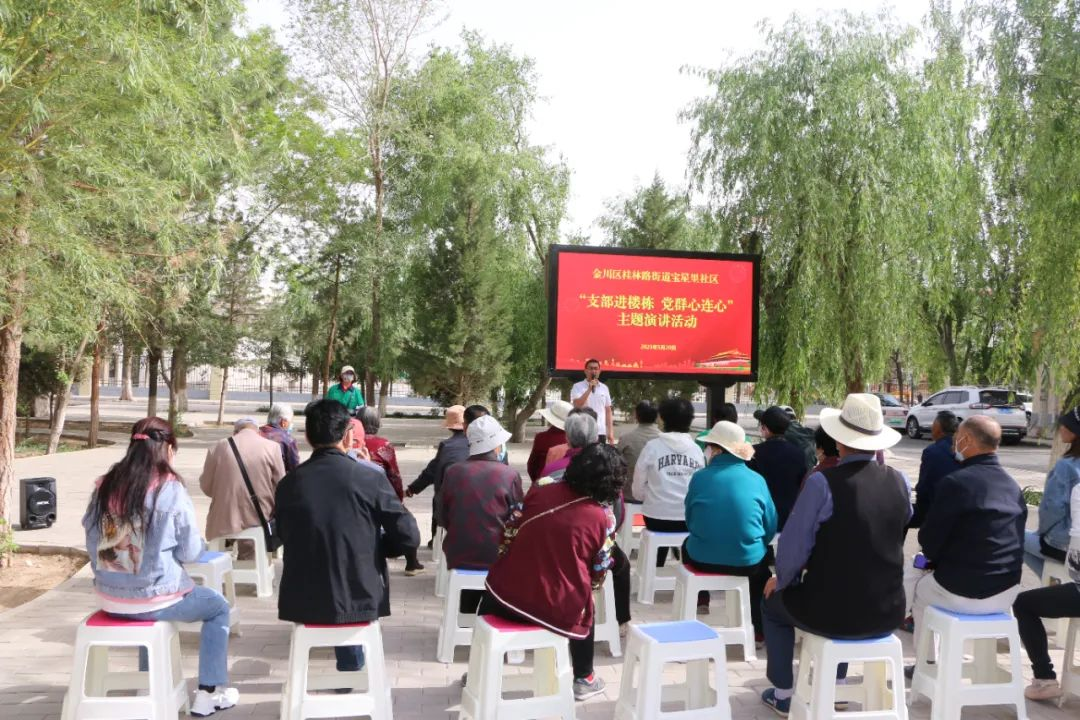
440, 453, 524, 570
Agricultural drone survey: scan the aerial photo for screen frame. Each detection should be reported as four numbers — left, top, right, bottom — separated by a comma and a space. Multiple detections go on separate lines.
546, 244, 761, 382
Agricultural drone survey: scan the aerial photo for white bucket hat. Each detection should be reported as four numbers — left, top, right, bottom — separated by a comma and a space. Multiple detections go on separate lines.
698, 421, 754, 462
539, 400, 573, 430
467, 414, 512, 456
819, 393, 901, 452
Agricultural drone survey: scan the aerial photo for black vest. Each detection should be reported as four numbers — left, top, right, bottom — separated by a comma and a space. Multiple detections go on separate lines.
782, 460, 909, 638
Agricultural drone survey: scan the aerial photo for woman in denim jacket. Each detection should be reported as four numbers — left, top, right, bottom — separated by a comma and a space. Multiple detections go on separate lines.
83, 417, 237, 717
1025, 408, 1080, 576
1013, 407, 1080, 702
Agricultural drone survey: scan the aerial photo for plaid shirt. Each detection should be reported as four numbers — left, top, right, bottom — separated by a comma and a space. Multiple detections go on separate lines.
440, 454, 524, 570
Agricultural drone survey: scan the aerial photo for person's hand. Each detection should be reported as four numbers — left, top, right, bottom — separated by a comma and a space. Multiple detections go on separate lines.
764, 576, 778, 599
405, 488, 415, 498
357, 445, 372, 461
588, 378, 598, 391
607, 434, 616, 445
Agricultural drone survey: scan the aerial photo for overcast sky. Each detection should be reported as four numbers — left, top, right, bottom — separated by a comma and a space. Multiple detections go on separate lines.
244, 1, 930, 236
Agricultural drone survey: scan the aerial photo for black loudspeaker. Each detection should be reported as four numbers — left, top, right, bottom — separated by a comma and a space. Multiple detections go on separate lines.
20, 477, 57, 530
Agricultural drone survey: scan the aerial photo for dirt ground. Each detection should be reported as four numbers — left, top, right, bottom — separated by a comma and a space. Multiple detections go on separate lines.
0, 553, 86, 612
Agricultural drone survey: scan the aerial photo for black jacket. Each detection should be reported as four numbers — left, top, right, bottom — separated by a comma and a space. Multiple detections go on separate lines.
408, 430, 470, 523
908, 435, 961, 529
275, 448, 420, 624
748, 437, 809, 530
919, 453, 1026, 599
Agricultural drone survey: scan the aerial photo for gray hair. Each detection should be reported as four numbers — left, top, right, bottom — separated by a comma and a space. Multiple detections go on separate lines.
565, 412, 599, 449
961, 415, 1002, 451
267, 402, 294, 427
358, 405, 381, 436
233, 417, 259, 434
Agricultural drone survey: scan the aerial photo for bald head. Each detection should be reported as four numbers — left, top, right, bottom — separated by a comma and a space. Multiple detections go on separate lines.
957, 415, 1001, 457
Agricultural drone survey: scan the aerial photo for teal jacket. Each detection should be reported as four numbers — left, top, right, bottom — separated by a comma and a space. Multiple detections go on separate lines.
685, 453, 777, 567
326, 382, 364, 411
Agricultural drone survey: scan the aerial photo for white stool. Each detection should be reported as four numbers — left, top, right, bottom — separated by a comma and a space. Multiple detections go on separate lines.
208, 526, 275, 598
460, 614, 575, 720
1043, 560, 1071, 644
616, 505, 644, 557
1059, 617, 1080, 707
434, 527, 449, 598
791, 632, 906, 720
181, 550, 240, 634
635, 529, 688, 604
437, 568, 488, 663
615, 620, 731, 720
61, 611, 188, 720
281, 621, 392, 720
672, 564, 756, 661
909, 607, 1027, 720
593, 571, 622, 658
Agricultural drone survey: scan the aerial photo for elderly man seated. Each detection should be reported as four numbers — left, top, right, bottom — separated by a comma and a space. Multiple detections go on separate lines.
759, 394, 910, 715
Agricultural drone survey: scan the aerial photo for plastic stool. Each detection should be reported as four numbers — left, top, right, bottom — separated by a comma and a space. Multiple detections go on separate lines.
791, 632, 906, 720
1059, 617, 1080, 707
61, 611, 188, 720
615, 620, 731, 719
1043, 560, 1071, 645
208, 526, 275, 597
434, 527, 448, 598
460, 615, 575, 720
636, 529, 688, 604
437, 568, 488, 663
593, 570, 622, 657
672, 564, 756, 661
909, 607, 1027, 720
616, 506, 644, 557
181, 550, 239, 634
281, 620, 392, 720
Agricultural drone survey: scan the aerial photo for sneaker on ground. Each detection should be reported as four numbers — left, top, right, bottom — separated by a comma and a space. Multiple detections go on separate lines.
190, 688, 239, 717
573, 675, 606, 701
761, 688, 790, 717
404, 564, 426, 577
1025, 678, 1063, 701
619, 623, 629, 639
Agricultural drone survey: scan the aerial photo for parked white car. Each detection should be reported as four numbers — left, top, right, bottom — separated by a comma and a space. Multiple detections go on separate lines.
906, 386, 1028, 444
872, 392, 909, 429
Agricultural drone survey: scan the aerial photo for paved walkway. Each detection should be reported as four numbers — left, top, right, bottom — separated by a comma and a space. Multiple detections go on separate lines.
0, 419, 1068, 719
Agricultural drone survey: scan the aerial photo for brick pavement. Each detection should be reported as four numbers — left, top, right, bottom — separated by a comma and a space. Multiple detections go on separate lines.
0, 420, 1068, 719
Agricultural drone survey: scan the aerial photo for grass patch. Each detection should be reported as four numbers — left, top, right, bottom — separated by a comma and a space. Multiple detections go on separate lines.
14, 437, 88, 458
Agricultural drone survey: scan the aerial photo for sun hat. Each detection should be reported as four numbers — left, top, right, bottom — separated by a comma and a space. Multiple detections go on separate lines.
467, 414, 512, 456
539, 400, 573, 430
340, 364, 356, 376
819, 393, 901, 452
444, 405, 466, 431
1060, 407, 1080, 436
754, 406, 792, 435
699, 421, 754, 461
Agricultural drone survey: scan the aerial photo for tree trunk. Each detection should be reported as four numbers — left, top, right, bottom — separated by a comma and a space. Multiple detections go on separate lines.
47, 335, 91, 454
0, 190, 31, 524
312, 369, 320, 399
365, 279, 382, 406
119, 340, 135, 401
216, 365, 229, 426
892, 352, 904, 403
147, 347, 162, 417
511, 371, 552, 443
377, 374, 391, 417
88, 324, 105, 448
322, 258, 342, 396
167, 345, 188, 429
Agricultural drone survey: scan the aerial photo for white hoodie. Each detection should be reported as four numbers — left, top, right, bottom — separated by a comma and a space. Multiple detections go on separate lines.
631, 432, 706, 521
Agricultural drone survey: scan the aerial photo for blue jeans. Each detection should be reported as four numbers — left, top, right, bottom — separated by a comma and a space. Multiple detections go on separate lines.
335, 646, 366, 672
762, 590, 848, 691
119, 585, 231, 688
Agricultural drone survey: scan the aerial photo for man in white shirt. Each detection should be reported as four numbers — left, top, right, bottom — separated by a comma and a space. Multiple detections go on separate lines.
571, 359, 614, 444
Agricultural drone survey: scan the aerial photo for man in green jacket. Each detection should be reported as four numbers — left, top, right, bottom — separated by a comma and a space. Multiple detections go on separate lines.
326, 365, 364, 411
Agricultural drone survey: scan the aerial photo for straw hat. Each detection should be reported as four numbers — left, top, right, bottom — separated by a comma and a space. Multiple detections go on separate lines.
467, 415, 512, 456
444, 405, 466, 431
539, 400, 573, 430
819, 393, 901, 452
698, 421, 754, 462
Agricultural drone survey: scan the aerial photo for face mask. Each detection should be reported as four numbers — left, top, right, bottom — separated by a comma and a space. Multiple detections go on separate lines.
954, 438, 967, 463
342, 374, 355, 384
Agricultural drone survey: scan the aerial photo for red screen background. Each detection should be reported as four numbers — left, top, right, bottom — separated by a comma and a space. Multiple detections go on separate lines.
553, 250, 755, 376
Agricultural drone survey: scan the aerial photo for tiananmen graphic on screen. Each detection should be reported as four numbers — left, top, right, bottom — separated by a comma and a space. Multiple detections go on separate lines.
547, 246, 758, 379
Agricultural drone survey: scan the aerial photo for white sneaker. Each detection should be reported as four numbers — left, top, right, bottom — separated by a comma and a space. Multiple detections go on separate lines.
1025, 678, 1062, 701
191, 687, 239, 717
